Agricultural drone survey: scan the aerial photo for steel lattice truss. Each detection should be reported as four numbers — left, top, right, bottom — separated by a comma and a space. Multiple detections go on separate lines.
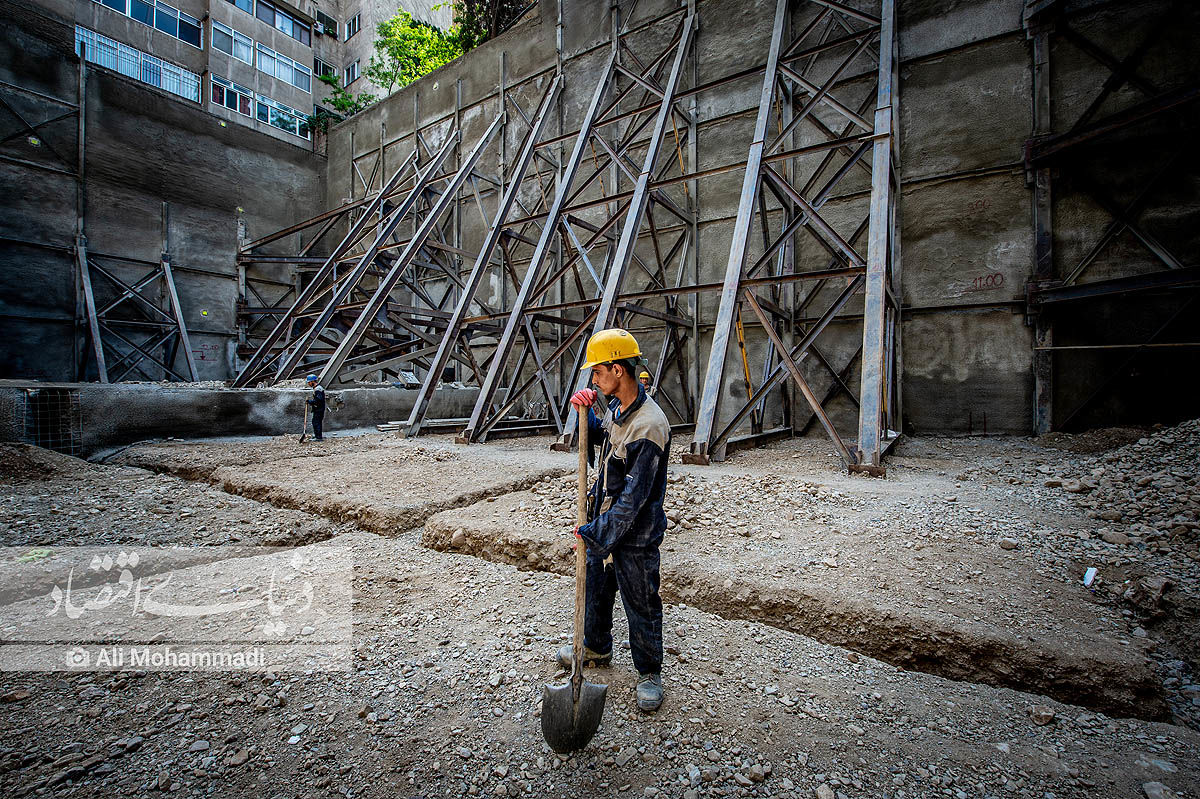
233, 75, 573, 394
232, 0, 903, 473
686, 0, 900, 472
444, 6, 701, 444
1024, 0, 1200, 432
78, 241, 198, 383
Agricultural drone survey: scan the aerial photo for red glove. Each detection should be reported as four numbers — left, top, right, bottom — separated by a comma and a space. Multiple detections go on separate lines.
569, 388, 597, 409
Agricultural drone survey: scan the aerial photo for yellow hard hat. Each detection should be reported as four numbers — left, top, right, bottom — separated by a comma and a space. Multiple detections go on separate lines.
580, 328, 642, 371
639, 371, 650, 380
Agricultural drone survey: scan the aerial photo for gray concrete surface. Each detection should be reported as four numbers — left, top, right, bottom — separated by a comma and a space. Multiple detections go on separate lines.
0, 381, 481, 456
0, 0, 323, 383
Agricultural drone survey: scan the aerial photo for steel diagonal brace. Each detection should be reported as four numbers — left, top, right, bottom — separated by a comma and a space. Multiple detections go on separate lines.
743, 290, 855, 466
271, 135, 459, 383
405, 75, 563, 437
690, 0, 788, 463
708, 274, 865, 459
318, 113, 504, 386
459, 53, 620, 444
554, 12, 697, 449
233, 149, 424, 387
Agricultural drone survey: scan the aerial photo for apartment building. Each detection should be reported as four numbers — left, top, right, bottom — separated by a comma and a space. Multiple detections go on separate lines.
45, 0, 449, 148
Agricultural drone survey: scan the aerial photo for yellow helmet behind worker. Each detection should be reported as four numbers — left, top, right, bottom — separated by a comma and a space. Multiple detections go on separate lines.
580, 328, 642, 371
638, 371, 650, 380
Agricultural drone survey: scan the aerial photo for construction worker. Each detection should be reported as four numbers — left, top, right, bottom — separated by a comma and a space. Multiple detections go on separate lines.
638, 370, 655, 397
558, 328, 671, 713
305, 374, 326, 441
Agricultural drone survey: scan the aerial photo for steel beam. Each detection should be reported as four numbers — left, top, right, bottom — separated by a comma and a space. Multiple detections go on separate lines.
853, 0, 897, 472
317, 113, 504, 385
406, 75, 563, 437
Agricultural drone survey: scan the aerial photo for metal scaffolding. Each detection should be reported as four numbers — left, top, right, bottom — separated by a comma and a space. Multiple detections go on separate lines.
685, 0, 900, 473
232, 0, 903, 472
452, 5, 701, 445
1023, 0, 1199, 432
2, 48, 198, 383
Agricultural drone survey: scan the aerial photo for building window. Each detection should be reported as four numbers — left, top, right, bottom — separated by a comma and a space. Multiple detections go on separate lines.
257, 44, 311, 92
129, 0, 152, 24
314, 10, 337, 39
314, 57, 335, 80
344, 60, 359, 85
254, 0, 311, 45
211, 20, 253, 64
211, 74, 253, 116
75, 26, 201, 102
88, 0, 202, 49
225, 0, 253, 14
256, 93, 310, 139
345, 13, 360, 39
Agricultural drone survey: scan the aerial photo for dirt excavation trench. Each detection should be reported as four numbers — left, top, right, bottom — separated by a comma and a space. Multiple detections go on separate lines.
1, 429, 1199, 799
103, 426, 1200, 724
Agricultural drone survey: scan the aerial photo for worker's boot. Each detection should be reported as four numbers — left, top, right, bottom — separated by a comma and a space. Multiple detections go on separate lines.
555, 643, 612, 670
636, 673, 663, 712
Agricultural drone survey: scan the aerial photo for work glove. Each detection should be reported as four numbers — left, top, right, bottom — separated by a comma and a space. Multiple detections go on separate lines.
569, 388, 597, 408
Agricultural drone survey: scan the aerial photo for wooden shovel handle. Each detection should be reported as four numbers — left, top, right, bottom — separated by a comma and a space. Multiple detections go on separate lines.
571, 409, 588, 691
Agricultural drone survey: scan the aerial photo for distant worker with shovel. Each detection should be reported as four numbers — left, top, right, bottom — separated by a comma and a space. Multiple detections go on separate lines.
304, 374, 326, 442
560, 328, 671, 713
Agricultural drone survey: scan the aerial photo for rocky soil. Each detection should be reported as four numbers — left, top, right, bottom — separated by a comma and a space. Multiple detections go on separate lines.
0, 422, 1197, 798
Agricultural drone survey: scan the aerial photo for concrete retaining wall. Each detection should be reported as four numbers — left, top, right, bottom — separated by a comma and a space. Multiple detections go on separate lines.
0, 0, 323, 383
0, 382, 481, 456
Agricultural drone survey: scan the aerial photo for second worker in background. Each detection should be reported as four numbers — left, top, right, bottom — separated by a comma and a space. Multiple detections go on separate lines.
559, 328, 672, 712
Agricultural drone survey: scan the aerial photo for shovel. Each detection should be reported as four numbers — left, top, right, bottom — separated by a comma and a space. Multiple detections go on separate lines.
299, 402, 309, 443
540, 410, 607, 752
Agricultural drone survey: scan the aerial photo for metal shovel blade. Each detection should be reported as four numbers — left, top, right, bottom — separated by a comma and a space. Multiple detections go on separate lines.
540, 679, 607, 753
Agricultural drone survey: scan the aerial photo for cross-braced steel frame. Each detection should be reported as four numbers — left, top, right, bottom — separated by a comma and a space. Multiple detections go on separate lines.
1023, 0, 1200, 432
231, 0, 902, 472
77, 202, 198, 382
233, 110, 498, 387
685, 0, 900, 473
447, 4, 702, 445
2, 47, 197, 383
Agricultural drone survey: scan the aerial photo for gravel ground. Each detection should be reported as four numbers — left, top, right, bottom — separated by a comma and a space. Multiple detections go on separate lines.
1, 528, 1198, 799
0, 423, 1197, 798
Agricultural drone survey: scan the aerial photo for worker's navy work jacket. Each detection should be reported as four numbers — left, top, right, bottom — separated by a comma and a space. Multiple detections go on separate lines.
306, 386, 326, 415
577, 384, 671, 558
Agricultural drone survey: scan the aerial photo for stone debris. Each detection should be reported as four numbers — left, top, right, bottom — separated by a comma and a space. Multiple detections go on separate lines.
2, 432, 1198, 798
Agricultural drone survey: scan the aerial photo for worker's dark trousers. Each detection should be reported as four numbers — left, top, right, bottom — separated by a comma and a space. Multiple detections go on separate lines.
311, 411, 324, 440
583, 542, 663, 675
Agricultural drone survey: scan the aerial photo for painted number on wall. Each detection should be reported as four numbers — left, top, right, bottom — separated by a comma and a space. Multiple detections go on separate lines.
969, 273, 1005, 291
193, 343, 220, 362
966, 198, 990, 214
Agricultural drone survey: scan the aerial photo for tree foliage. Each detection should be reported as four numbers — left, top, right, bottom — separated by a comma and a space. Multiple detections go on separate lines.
317, 73, 377, 116
451, 0, 527, 51
366, 11, 462, 95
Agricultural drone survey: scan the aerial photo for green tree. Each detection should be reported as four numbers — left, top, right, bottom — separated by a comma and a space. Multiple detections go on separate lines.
316, 73, 377, 117
366, 12, 462, 95
451, 0, 526, 51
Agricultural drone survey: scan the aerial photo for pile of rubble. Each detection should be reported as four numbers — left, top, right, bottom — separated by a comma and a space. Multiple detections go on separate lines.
1046, 418, 1199, 554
